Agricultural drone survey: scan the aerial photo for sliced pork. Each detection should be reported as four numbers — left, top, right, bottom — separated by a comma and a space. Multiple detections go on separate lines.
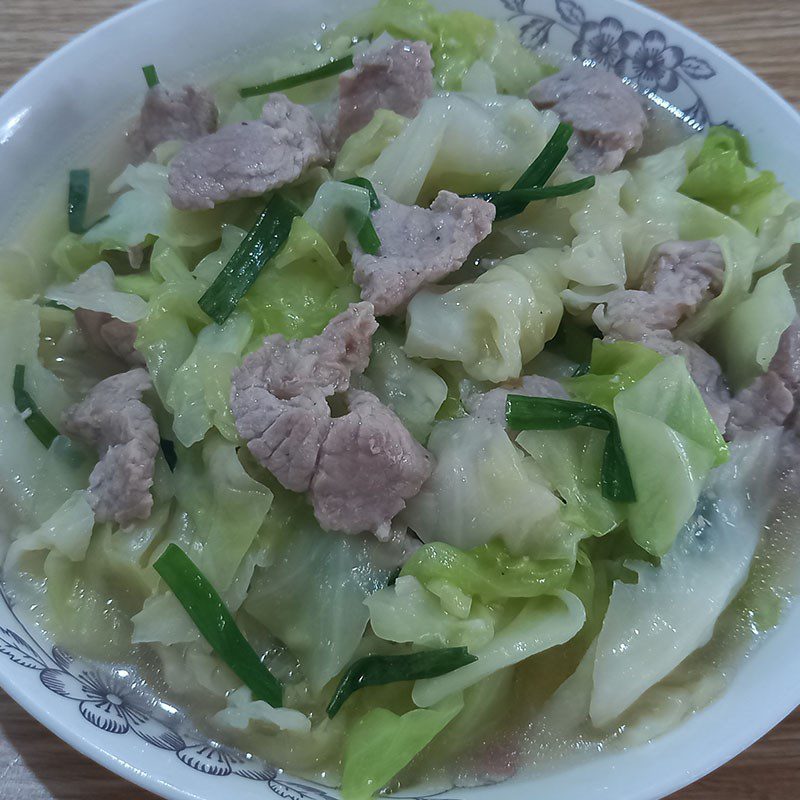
594, 240, 725, 340
310, 390, 433, 537
351, 191, 495, 315
74, 309, 145, 368
338, 40, 434, 143
168, 93, 328, 210
132, 85, 218, 156
61, 368, 159, 525
530, 64, 648, 174
230, 303, 378, 491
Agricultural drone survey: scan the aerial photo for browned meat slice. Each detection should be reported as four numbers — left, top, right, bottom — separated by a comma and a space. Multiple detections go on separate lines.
74, 309, 145, 367
594, 240, 725, 340
351, 191, 495, 315
337, 40, 434, 143
61, 369, 158, 525
463, 375, 569, 428
530, 64, 647, 173
132, 85, 218, 156
168, 93, 328, 210
310, 390, 433, 536
230, 303, 378, 491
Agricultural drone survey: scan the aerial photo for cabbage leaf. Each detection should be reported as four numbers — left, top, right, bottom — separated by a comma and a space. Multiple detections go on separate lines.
405, 248, 566, 382
591, 430, 780, 726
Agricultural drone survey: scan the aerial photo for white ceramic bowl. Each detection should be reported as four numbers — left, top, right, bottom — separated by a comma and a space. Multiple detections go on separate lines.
1, 1, 799, 799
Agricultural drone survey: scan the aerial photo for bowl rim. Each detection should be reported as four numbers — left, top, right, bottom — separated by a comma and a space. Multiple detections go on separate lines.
0, 1, 799, 799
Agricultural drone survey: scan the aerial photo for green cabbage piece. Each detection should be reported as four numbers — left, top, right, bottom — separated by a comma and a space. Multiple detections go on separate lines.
132, 435, 273, 646
44, 262, 148, 322
84, 162, 227, 250
243, 482, 394, 693
303, 181, 373, 251
680, 126, 780, 233
365, 92, 558, 204
402, 540, 574, 602
517, 427, 624, 538
367, 575, 496, 650
712, 266, 796, 391
333, 110, 408, 180
242, 217, 360, 340
165, 311, 254, 447
330, 0, 552, 92
412, 591, 585, 707
614, 357, 729, 557
591, 430, 779, 726
405, 248, 567, 382
341, 693, 464, 800
565, 339, 664, 413
356, 327, 447, 442
0, 296, 89, 528
403, 417, 564, 557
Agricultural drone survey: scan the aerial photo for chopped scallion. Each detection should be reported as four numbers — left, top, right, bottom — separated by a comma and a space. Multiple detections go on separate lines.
342, 177, 381, 210
506, 395, 636, 503
67, 169, 91, 235
198, 194, 300, 325
512, 122, 573, 191
13, 365, 59, 448
239, 54, 354, 99
326, 647, 477, 718
474, 177, 596, 221
154, 544, 283, 707
142, 64, 160, 89
347, 209, 381, 255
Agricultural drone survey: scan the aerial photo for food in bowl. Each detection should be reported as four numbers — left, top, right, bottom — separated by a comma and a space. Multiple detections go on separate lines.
2, 0, 800, 797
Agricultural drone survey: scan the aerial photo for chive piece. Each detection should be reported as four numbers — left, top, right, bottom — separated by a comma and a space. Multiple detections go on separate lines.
154, 544, 283, 706
142, 64, 160, 89
160, 438, 177, 472
198, 194, 300, 325
475, 177, 596, 221
342, 177, 381, 210
326, 647, 477, 718
13, 365, 59, 448
346, 208, 381, 255
68, 169, 91, 235
506, 394, 636, 503
41, 299, 70, 311
240, 54, 354, 99
572, 362, 591, 378
512, 122, 574, 190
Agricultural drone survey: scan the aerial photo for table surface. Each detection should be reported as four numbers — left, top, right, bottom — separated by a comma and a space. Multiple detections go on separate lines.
0, 0, 799, 797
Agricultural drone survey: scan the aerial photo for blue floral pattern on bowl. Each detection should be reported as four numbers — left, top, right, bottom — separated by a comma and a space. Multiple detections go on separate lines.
0, 584, 457, 800
505, 0, 718, 127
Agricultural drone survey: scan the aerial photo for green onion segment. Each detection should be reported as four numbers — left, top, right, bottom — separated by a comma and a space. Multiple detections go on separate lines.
466, 122, 595, 220
326, 647, 477, 718
13, 365, 59, 448
142, 64, 160, 89
342, 177, 381, 211
506, 394, 636, 503
198, 194, 300, 325
240, 54, 354, 99
154, 544, 283, 707
67, 169, 91, 235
